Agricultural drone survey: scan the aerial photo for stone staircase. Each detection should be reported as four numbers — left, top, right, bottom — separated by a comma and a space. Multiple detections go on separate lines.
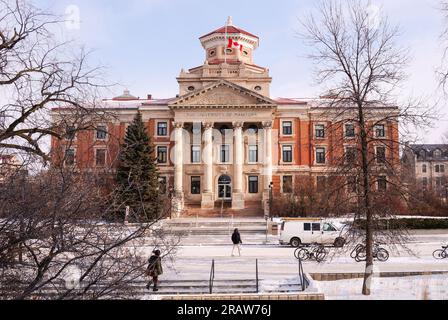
182, 201, 263, 218
163, 218, 270, 236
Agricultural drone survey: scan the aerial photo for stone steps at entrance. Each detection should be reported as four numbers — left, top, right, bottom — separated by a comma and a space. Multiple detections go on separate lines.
182, 201, 264, 218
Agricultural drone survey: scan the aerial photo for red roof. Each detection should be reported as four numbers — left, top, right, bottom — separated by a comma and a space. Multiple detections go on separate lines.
200, 25, 259, 40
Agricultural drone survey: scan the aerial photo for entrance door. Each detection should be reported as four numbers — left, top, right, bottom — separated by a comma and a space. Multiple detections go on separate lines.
218, 175, 232, 200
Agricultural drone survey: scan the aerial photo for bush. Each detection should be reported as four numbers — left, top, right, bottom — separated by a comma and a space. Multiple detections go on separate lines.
353, 218, 448, 230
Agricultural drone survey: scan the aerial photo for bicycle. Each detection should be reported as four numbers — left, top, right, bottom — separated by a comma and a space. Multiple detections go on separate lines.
294, 243, 328, 263
433, 246, 448, 260
352, 243, 389, 262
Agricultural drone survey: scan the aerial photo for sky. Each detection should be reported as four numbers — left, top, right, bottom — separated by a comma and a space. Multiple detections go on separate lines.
34, 0, 448, 143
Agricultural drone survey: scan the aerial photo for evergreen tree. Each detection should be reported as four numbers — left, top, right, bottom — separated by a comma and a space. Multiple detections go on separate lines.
115, 112, 161, 222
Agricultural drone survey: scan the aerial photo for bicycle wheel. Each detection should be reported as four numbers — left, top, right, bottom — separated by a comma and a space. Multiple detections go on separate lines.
297, 249, 310, 261
315, 248, 328, 262
355, 249, 366, 262
433, 249, 445, 260
351, 244, 364, 259
376, 248, 389, 262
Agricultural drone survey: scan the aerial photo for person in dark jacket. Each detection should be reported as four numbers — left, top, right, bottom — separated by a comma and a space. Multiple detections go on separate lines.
146, 250, 163, 292
231, 229, 242, 257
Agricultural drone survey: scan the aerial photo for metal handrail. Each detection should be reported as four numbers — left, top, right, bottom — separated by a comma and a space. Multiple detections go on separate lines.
297, 256, 308, 292
209, 259, 215, 294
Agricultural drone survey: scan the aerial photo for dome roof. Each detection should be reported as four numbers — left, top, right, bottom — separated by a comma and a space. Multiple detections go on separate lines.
199, 17, 258, 40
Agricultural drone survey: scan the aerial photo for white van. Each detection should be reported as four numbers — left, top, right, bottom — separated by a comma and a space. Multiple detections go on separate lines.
279, 218, 346, 247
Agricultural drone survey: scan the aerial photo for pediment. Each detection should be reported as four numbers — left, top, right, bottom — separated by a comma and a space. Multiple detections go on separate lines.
169, 80, 276, 108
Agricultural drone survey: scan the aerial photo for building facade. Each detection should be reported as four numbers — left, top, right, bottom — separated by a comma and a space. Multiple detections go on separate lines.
52, 18, 400, 217
402, 144, 448, 198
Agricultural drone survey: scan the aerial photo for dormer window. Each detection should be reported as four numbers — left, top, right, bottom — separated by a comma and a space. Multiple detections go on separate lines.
419, 150, 426, 159
434, 149, 442, 159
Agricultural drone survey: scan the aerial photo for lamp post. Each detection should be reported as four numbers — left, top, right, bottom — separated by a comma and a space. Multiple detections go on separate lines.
168, 186, 174, 220
269, 182, 274, 221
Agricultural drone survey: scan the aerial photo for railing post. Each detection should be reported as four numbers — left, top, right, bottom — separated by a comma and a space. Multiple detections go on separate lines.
209, 259, 215, 295
256, 259, 259, 294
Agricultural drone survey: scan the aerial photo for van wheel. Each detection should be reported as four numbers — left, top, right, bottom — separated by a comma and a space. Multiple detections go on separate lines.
334, 237, 346, 248
290, 238, 301, 248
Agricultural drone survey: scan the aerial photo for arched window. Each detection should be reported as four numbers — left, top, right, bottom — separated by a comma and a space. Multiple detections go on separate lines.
247, 125, 258, 135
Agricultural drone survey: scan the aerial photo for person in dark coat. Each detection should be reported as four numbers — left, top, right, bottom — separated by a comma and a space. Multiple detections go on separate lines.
231, 228, 243, 257
146, 250, 163, 292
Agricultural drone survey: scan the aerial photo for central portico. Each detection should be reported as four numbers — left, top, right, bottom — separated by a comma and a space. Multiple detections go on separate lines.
169, 80, 276, 215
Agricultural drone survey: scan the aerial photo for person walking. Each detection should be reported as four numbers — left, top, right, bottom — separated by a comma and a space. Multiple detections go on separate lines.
231, 228, 243, 257
146, 250, 163, 292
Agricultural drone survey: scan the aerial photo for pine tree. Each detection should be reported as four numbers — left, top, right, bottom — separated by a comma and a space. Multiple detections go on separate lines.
115, 111, 161, 222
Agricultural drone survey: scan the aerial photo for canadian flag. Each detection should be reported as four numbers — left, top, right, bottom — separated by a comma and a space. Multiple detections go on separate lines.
228, 38, 243, 52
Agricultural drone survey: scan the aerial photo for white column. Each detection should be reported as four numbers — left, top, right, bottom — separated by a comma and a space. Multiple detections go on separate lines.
173, 122, 184, 216
263, 121, 273, 190
263, 121, 273, 216
201, 122, 215, 209
232, 122, 245, 210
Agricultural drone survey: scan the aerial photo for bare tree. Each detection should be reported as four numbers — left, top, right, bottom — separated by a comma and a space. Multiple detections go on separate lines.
0, 0, 107, 163
0, 164, 180, 300
301, 0, 433, 295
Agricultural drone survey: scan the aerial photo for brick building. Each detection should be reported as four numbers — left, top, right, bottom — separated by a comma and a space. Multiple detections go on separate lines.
51, 18, 400, 217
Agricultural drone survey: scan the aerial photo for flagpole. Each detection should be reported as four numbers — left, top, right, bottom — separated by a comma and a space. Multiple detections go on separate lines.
224, 16, 229, 64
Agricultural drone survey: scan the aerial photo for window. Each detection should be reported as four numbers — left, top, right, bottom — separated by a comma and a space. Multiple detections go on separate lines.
65, 126, 76, 140
95, 149, 106, 167
157, 122, 168, 136
159, 177, 167, 194
254, 86, 262, 91
345, 124, 355, 138
419, 150, 426, 160
316, 147, 326, 164
348, 176, 358, 194
436, 165, 440, 173
191, 176, 201, 195
247, 125, 258, 135
96, 125, 107, 140
312, 223, 321, 231
188, 86, 195, 92
378, 176, 387, 191
315, 124, 325, 138
345, 147, 357, 164
422, 164, 427, 173
283, 176, 293, 193
376, 146, 386, 164
191, 145, 201, 163
221, 145, 230, 163
157, 146, 168, 164
442, 165, 445, 173
434, 150, 442, 158
65, 149, 75, 166
248, 176, 259, 194
422, 177, 428, 189
436, 177, 443, 188
219, 125, 230, 136
323, 223, 337, 232
304, 223, 311, 231
209, 49, 216, 57
375, 124, 385, 138
317, 176, 327, 191
282, 145, 293, 163
248, 145, 258, 163
282, 121, 293, 135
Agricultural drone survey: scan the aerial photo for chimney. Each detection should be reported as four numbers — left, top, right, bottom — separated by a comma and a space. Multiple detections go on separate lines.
147, 94, 152, 100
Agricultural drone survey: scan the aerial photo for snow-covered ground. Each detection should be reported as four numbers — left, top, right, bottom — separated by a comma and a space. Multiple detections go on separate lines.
316, 275, 448, 300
